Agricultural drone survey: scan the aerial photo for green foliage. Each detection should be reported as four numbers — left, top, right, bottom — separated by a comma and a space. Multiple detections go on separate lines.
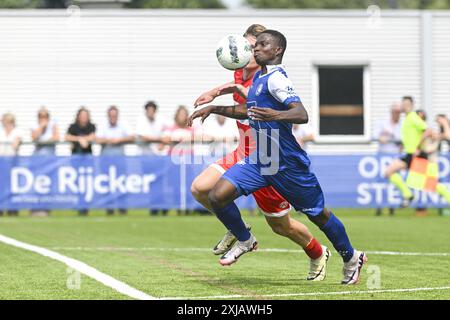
0, 0, 39, 8
127, 0, 226, 8
245, 0, 450, 9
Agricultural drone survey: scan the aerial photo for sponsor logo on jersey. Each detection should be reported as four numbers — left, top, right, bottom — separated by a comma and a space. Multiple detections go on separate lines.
256, 83, 263, 96
286, 86, 296, 97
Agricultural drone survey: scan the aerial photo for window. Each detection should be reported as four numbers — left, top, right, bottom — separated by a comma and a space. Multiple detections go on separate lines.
314, 65, 370, 142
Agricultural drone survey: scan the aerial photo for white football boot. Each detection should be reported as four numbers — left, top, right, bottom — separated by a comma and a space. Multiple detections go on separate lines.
307, 245, 331, 281
219, 234, 258, 266
341, 250, 368, 285
212, 223, 251, 255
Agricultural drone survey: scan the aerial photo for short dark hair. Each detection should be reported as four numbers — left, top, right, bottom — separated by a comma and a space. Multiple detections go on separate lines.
144, 101, 158, 111
402, 96, 414, 104
260, 29, 287, 55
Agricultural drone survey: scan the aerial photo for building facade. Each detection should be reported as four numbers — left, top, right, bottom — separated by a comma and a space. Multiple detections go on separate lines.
0, 9, 448, 154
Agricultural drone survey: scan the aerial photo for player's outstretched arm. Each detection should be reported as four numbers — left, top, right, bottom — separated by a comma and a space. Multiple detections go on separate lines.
194, 81, 234, 107
216, 83, 248, 99
188, 104, 248, 126
194, 82, 249, 107
248, 102, 309, 124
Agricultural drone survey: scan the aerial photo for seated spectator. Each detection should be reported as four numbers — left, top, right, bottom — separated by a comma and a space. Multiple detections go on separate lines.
0, 113, 22, 216
136, 101, 170, 155
65, 107, 96, 216
96, 106, 134, 216
30, 107, 60, 217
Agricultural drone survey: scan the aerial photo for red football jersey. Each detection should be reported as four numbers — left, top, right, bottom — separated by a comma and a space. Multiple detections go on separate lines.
233, 68, 257, 158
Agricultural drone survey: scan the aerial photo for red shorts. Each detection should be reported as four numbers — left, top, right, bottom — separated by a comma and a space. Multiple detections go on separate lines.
210, 150, 291, 217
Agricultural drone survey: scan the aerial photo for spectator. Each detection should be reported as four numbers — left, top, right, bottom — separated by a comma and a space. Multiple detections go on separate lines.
136, 101, 170, 155
375, 103, 403, 154
436, 114, 450, 216
374, 102, 403, 216
164, 105, 198, 215
65, 107, 96, 216
136, 101, 170, 216
437, 114, 450, 145
96, 106, 134, 156
164, 105, 196, 157
31, 107, 60, 155
414, 110, 446, 216
96, 106, 134, 216
292, 123, 315, 152
0, 113, 22, 217
30, 107, 60, 217
202, 114, 239, 158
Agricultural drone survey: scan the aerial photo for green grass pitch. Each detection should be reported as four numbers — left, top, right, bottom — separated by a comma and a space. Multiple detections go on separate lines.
0, 208, 449, 300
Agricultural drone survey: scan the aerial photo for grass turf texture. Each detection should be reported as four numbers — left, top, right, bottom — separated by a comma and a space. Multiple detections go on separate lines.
0, 209, 449, 300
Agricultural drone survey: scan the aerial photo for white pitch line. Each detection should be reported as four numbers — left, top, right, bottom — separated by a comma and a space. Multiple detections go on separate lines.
0, 234, 156, 300
163, 286, 450, 300
49, 246, 450, 257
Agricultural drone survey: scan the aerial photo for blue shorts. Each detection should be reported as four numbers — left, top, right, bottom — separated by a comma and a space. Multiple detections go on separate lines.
222, 161, 325, 217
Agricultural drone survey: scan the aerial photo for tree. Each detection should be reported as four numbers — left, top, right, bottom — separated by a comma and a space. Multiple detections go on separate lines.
126, 0, 226, 8
245, 0, 450, 9
0, 0, 39, 8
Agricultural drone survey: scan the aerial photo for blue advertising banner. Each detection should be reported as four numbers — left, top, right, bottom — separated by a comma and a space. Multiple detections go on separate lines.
0, 154, 449, 210
310, 154, 450, 208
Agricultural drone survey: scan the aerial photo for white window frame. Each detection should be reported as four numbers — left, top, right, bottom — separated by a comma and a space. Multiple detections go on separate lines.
312, 62, 371, 143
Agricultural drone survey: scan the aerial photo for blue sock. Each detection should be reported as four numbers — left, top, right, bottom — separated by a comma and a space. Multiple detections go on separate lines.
213, 202, 251, 242
320, 213, 354, 262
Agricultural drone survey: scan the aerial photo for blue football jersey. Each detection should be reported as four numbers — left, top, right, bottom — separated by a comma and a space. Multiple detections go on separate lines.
247, 65, 311, 171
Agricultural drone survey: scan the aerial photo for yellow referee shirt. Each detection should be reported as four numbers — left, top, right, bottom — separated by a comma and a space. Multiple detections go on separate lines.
401, 111, 428, 154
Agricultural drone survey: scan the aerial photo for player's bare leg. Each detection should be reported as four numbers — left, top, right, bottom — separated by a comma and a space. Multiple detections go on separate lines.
208, 178, 258, 266
191, 166, 223, 211
385, 159, 413, 207
265, 214, 330, 281
265, 215, 311, 247
191, 166, 251, 255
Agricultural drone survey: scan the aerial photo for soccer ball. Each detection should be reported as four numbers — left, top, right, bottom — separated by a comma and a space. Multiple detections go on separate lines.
216, 34, 253, 70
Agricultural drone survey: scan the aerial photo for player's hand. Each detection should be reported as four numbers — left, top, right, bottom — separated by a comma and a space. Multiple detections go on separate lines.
188, 105, 215, 126
217, 83, 248, 99
194, 92, 216, 108
248, 107, 281, 121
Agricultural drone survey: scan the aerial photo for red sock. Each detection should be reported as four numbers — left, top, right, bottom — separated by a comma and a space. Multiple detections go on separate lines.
304, 238, 323, 260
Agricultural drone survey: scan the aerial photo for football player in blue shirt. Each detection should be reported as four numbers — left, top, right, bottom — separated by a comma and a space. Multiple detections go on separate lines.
189, 30, 367, 285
